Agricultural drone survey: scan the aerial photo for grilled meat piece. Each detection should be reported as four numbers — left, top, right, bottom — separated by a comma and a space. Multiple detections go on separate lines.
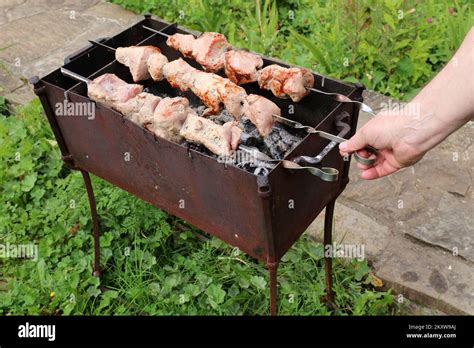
191, 72, 224, 115
257, 64, 314, 102
88, 73, 143, 107
245, 94, 279, 137
147, 97, 196, 143
167, 32, 230, 72
147, 52, 169, 81
216, 79, 248, 119
223, 121, 243, 151
191, 32, 230, 72
258, 65, 287, 98
116, 46, 162, 82
180, 115, 242, 156
163, 58, 248, 119
115, 94, 193, 142
115, 92, 162, 125
166, 33, 195, 58
224, 50, 263, 85
162, 58, 196, 91
88, 74, 195, 143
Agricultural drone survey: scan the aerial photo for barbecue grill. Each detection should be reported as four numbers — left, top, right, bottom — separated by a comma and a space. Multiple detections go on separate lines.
30, 15, 367, 315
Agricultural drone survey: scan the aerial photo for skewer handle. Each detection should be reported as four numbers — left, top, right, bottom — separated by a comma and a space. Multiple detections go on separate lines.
306, 87, 376, 116
60, 67, 91, 84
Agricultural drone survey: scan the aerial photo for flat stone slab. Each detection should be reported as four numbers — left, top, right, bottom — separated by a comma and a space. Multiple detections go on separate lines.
307, 202, 474, 314
347, 91, 473, 262
0, 0, 141, 103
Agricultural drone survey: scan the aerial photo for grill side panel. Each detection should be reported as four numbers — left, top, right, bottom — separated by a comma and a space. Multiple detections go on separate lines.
267, 101, 361, 260
40, 83, 271, 262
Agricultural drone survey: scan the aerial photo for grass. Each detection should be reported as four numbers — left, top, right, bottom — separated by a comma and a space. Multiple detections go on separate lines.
111, 0, 473, 100
0, 99, 405, 315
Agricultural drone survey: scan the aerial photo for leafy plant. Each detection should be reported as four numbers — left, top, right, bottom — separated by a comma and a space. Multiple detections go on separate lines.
0, 96, 9, 116
111, 0, 473, 100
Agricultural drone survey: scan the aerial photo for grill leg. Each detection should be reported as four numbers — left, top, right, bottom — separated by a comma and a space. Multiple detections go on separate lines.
81, 170, 102, 277
323, 199, 336, 303
267, 261, 279, 316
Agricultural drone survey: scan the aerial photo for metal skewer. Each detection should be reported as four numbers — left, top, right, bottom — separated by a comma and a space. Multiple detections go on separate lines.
305, 87, 376, 116
142, 24, 374, 117
142, 25, 171, 37
89, 40, 116, 51
90, 21, 179, 52
61, 67, 91, 84
272, 114, 378, 166
58, 67, 282, 166
280, 160, 339, 182
59, 61, 355, 177
240, 145, 338, 181
271, 113, 345, 142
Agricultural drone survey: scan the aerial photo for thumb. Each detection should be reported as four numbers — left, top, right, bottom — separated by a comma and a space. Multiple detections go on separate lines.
339, 129, 368, 153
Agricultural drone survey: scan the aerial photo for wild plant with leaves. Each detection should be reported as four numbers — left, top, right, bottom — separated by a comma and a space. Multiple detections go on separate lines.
112, 0, 472, 100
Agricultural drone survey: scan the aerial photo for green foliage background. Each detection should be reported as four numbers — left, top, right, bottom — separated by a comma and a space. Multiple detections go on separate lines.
112, 0, 473, 100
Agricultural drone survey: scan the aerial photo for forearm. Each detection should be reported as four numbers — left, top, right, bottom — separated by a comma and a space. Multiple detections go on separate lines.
401, 27, 474, 154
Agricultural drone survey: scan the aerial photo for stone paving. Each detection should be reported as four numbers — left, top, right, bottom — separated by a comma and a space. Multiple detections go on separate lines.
309, 95, 473, 314
0, 0, 140, 103
1, 0, 472, 314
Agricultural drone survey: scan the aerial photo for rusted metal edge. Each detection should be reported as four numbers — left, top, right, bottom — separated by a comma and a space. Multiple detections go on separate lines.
257, 175, 275, 261
81, 170, 102, 277
29, 76, 77, 170
323, 199, 336, 304
257, 175, 280, 315
340, 83, 366, 186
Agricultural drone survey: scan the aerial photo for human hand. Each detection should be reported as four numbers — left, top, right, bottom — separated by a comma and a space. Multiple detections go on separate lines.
340, 27, 474, 180
339, 111, 425, 180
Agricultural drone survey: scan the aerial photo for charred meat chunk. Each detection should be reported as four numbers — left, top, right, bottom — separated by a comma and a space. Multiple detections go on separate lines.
180, 115, 242, 156
224, 50, 263, 85
116, 46, 162, 82
88, 73, 143, 107
257, 64, 314, 102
